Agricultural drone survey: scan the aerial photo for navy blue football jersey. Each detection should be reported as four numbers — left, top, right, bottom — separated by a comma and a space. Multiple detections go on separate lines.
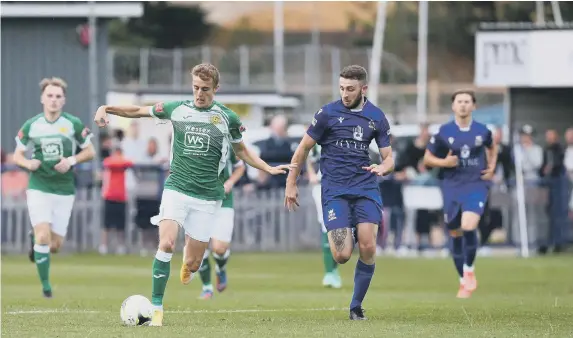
306, 99, 391, 200
426, 120, 493, 189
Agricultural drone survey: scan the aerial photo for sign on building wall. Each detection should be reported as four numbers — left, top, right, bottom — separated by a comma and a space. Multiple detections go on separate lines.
475, 30, 573, 87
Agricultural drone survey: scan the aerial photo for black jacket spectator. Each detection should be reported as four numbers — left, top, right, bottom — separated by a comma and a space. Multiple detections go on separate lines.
396, 139, 429, 174
254, 136, 298, 189
540, 143, 565, 178
496, 143, 515, 183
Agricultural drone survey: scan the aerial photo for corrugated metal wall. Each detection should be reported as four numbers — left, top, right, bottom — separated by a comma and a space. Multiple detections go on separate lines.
1, 18, 108, 150
510, 88, 573, 142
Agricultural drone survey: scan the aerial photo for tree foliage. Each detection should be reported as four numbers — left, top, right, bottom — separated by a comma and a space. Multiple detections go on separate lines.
109, 2, 213, 49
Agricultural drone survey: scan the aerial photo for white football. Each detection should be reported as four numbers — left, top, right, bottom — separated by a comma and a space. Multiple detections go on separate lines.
120, 295, 153, 326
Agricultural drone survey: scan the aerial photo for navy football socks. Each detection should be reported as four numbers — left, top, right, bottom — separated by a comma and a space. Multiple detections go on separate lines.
451, 235, 464, 278
463, 230, 478, 268
350, 259, 375, 310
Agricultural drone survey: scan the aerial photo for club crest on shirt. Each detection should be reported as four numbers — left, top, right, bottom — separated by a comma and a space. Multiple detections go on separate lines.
461, 144, 470, 159
338, 117, 345, 124
475, 135, 483, 146
448, 137, 454, 144
368, 120, 376, 130
353, 125, 364, 141
210, 115, 222, 125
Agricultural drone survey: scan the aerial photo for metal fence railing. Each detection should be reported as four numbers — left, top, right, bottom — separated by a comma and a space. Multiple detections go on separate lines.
1, 165, 570, 255
108, 45, 416, 93
1, 185, 319, 254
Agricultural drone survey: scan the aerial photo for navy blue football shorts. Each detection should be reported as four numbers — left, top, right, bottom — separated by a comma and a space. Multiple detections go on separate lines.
322, 194, 382, 231
441, 184, 489, 230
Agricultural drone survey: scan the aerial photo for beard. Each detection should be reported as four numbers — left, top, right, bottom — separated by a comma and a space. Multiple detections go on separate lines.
343, 93, 364, 110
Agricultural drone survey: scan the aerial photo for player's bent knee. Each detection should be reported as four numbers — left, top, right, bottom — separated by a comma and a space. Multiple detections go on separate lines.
358, 241, 376, 259
34, 224, 51, 245
332, 251, 352, 264
211, 240, 229, 256
461, 212, 480, 231
158, 239, 175, 253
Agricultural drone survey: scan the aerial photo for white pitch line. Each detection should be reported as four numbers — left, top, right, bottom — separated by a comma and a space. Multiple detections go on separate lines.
5, 307, 345, 315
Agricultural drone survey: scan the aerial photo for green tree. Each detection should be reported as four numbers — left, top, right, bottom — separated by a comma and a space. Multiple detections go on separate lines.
109, 2, 213, 49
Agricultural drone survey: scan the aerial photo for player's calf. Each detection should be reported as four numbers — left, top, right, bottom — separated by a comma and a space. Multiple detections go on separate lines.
459, 212, 480, 292
328, 228, 353, 264
349, 222, 378, 318
184, 236, 209, 273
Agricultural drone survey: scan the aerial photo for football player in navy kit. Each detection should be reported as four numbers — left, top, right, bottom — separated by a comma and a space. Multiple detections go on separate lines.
423, 90, 498, 299
285, 65, 394, 320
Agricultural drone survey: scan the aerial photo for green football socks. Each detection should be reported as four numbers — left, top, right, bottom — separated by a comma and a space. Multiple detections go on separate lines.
151, 250, 172, 307
33, 244, 51, 292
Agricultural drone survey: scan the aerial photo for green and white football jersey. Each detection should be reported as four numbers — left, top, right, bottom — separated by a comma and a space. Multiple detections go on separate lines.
220, 150, 242, 209
15, 113, 93, 195
150, 100, 245, 201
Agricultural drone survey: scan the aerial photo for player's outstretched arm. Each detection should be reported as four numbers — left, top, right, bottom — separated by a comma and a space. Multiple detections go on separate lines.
94, 105, 151, 127
287, 134, 316, 185
231, 141, 296, 175
285, 134, 316, 211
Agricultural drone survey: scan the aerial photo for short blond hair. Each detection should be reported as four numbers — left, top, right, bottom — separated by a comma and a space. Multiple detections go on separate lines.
191, 63, 220, 87
39, 77, 67, 94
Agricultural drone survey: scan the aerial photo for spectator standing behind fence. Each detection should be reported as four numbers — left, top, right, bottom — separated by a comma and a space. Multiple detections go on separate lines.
253, 115, 295, 190
378, 134, 407, 256
134, 138, 166, 257
99, 146, 133, 255
515, 125, 543, 181
564, 128, 573, 219
121, 121, 147, 196
398, 123, 440, 255
539, 129, 568, 254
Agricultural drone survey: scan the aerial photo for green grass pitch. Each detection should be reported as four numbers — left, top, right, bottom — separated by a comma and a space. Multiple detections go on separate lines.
2, 252, 572, 337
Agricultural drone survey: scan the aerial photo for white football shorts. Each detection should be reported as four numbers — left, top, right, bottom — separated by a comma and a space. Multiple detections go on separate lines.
210, 207, 235, 243
26, 189, 75, 237
151, 189, 222, 243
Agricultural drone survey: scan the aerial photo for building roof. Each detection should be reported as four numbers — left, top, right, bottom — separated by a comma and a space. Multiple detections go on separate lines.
0, 2, 143, 18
